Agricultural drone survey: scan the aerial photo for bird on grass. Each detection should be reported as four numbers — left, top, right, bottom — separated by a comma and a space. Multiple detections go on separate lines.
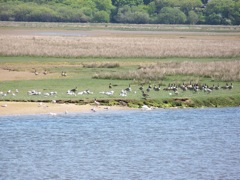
70, 87, 78, 93
125, 84, 132, 92
142, 91, 149, 99
34, 69, 39, 75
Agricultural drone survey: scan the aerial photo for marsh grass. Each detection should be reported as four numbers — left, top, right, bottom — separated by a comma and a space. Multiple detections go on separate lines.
82, 62, 120, 68
1, 33, 240, 58
94, 61, 240, 81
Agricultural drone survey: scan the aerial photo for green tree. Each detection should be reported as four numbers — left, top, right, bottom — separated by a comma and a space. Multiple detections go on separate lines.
113, 0, 143, 7
94, 0, 113, 13
114, 5, 149, 23
157, 7, 186, 24
178, 0, 202, 15
92, 10, 110, 22
188, 10, 199, 24
205, 0, 235, 25
154, 0, 175, 13
27, 6, 57, 21
232, 0, 240, 24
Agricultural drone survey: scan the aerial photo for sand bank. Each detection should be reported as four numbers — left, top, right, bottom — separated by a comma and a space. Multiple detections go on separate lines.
0, 101, 130, 116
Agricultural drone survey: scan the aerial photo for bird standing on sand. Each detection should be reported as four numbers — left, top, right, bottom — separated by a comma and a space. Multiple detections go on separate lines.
94, 98, 100, 107
34, 69, 39, 75
43, 70, 47, 75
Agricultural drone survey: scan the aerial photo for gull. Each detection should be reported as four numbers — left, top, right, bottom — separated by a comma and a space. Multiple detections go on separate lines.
141, 105, 152, 111
91, 107, 96, 112
49, 112, 57, 116
105, 91, 114, 96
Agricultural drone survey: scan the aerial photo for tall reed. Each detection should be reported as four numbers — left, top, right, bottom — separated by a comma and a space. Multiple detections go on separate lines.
1, 35, 240, 58
93, 61, 240, 81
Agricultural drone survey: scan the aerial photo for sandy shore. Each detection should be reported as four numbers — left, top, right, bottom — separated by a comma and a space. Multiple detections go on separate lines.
0, 101, 130, 116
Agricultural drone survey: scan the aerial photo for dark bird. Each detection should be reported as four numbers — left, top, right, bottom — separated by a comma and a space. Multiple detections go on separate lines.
109, 83, 112, 89
125, 84, 132, 92
70, 87, 78, 93
142, 90, 149, 99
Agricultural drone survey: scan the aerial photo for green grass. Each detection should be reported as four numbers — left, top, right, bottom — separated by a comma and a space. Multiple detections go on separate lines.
0, 56, 240, 108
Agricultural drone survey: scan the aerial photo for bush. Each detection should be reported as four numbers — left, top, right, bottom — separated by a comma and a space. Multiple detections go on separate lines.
157, 7, 187, 24
92, 10, 110, 23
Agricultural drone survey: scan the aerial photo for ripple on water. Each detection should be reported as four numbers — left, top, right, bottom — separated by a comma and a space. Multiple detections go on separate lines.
0, 107, 239, 179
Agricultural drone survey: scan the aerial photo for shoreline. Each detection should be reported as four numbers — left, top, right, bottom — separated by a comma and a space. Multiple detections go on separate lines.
0, 101, 131, 116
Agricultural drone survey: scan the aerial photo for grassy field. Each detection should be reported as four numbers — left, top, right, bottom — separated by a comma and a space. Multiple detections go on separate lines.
0, 22, 240, 108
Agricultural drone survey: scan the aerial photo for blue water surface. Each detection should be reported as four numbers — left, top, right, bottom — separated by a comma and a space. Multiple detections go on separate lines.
0, 107, 240, 180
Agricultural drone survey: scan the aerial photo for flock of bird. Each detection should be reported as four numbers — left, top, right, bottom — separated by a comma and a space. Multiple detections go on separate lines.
0, 81, 235, 100
0, 80, 236, 113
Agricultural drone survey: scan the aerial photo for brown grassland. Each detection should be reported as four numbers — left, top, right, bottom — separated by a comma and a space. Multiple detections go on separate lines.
1, 28, 240, 58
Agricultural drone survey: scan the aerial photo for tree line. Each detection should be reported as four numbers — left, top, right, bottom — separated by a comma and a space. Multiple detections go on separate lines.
0, 0, 239, 25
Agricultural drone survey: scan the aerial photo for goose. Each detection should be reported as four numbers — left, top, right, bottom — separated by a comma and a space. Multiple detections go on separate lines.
142, 91, 149, 99
125, 84, 132, 92
204, 88, 212, 93
70, 87, 78, 93
61, 71, 67, 77
153, 84, 161, 91
215, 83, 220, 90
228, 83, 233, 89
34, 69, 39, 75
222, 83, 229, 90
146, 87, 151, 92
43, 70, 47, 75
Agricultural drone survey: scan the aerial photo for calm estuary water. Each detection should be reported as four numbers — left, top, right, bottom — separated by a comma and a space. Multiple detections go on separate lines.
0, 107, 239, 180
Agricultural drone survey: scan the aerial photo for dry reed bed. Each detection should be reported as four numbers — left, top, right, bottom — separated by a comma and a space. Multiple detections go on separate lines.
1, 35, 240, 58
94, 61, 240, 81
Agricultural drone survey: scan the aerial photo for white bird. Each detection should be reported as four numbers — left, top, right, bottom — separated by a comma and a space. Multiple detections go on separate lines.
94, 99, 100, 106
49, 112, 57, 116
105, 91, 114, 96
1, 104, 8, 107
91, 107, 96, 112
141, 105, 152, 111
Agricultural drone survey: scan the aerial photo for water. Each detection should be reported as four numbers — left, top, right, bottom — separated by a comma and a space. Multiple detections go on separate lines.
0, 107, 239, 180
